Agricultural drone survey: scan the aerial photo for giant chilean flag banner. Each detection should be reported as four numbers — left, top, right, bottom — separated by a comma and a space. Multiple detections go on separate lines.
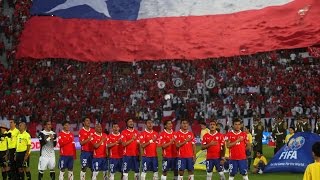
16, 0, 320, 62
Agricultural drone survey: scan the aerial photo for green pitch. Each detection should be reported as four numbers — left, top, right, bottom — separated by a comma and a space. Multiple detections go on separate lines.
28, 145, 304, 179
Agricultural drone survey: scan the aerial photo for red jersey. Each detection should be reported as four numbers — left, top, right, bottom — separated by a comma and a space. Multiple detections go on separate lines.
58, 131, 76, 157
91, 132, 108, 158
159, 130, 177, 158
139, 129, 158, 157
121, 129, 140, 156
225, 130, 248, 160
202, 131, 225, 159
107, 132, 123, 158
174, 130, 196, 158
79, 127, 95, 152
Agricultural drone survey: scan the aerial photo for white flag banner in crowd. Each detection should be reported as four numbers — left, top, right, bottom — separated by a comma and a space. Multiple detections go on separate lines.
205, 78, 216, 89
172, 78, 183, 87
157, 81, 165, 89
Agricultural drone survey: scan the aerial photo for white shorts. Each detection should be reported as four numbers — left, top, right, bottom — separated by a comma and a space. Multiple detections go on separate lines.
38, 156, 56, 171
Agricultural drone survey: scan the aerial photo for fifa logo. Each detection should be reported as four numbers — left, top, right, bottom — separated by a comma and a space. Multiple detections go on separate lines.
279, 136, 305, 160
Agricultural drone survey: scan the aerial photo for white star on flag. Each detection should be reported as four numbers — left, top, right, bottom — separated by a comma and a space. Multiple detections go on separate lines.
47, 0, 111, 18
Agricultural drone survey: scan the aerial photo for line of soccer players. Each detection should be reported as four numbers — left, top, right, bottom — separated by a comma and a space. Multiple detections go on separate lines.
37, 117, 251, 180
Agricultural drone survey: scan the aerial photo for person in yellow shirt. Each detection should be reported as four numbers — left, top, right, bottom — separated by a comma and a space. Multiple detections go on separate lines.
0, 125, 9, 179
15, 121, 32, 180
285, 127, 295, 143
244, 126, 253, 144
222, 144, 230, 173
200, 121, 210, 141
244, 126, 253, 170
252, 151, 268, 174
222, 127, 231, 173
303, 142, 320, 180
7, 119, 19, 179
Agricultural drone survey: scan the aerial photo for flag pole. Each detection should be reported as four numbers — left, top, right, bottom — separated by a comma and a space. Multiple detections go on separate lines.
203, 69, 207, 121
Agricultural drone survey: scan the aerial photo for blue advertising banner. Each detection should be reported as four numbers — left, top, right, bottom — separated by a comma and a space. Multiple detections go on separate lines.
264, 132, 320, 173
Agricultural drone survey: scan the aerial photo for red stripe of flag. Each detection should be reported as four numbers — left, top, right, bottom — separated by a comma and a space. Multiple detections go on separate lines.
16, 0, 320, 62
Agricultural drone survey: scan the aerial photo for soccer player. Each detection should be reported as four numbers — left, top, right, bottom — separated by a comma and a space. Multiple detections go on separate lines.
303, 142, 320, 180
159, 120, 178, 180
15, 121, 32, 180
7, 119, 19, 179
107, 123, 123, 180
0, 126, 9, 180
139, 119, 159, 180
58, 121, 76, 180
91, 123, 108, 180
38, 120, 57, 180
201, 120, 226, 180
225, 118, 251, 180
175, 119, 196, 180
121, 118, 140, 180
79, 117, 95, 180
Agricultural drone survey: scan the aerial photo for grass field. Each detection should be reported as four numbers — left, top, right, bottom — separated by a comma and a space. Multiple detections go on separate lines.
27, 145, 304, 180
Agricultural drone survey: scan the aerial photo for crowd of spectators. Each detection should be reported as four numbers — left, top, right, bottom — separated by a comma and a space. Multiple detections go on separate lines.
0, 0, 31, 61
0, 50, 319, 127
